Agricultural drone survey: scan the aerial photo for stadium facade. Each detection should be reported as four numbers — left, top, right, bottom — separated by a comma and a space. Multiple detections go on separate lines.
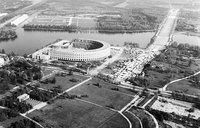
32, 39, 111, 61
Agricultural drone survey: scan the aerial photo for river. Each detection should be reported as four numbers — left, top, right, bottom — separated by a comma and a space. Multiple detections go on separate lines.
0, 28, 155, 55
0, 28, 198, 55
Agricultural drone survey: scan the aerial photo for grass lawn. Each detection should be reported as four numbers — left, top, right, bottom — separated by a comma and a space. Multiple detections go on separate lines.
166, 79, 200, 96
146, 70, 183, 89
91, 78, 138, 96
98, 113, 130, 128
146, 70, 171, 89
69, 79, 134, 110
39, 74, 89, 91
27, 99, 117, 128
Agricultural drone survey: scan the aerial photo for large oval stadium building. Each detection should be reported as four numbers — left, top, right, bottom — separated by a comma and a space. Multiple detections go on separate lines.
49, 39, 111, 61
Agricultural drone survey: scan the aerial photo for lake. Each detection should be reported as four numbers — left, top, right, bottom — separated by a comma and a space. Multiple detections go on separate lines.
0, 28, 155, 55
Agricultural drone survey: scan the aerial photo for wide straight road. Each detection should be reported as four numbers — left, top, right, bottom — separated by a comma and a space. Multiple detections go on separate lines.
158, 9, 179, 37
115, 9, 180, 82
148, 9, 179, 53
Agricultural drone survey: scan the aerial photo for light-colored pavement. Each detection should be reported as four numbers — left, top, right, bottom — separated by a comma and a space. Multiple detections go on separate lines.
114, 9, 179, 83
22, 102, 47, 115
119, 94, 140, 113
20, 113, 45, 128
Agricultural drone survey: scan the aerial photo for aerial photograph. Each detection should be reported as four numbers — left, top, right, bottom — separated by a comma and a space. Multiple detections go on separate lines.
0, 0, 200, 128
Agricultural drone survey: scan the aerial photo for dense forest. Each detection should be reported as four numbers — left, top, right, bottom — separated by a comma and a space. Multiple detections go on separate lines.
0, 29, 17, 41
97, 9, 158, 33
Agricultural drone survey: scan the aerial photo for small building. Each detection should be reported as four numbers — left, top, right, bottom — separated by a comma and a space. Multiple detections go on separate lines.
195, 25, 200, 33
0, 58, 5, 67
0, 13, 8, 18
17, 94, 30, 102
0, 54, 10, 67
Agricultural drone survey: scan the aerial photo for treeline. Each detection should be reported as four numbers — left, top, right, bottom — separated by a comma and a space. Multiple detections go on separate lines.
0, 87, 32, 114
29, 88, 57, 102
8, 119, 39, 128
0, 57, 42, 94
0, 95, 32, 113
23, 24, 77, 32
0, 29, 17, 41
0, 109, 18, 122
169, 42, 200, 58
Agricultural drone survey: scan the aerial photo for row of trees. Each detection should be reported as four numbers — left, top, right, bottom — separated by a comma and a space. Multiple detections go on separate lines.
23, 24, 77, 32
0, 57, 42, 94
8, 119, 38, 128
29, 88, 57, 102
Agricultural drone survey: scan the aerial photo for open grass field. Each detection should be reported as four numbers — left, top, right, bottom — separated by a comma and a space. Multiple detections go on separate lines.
166, 79, 200, 96
27, 99, 118, 128
68, 78, 134, 110
147, 70, 171, 89
39, 74, 89, 91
